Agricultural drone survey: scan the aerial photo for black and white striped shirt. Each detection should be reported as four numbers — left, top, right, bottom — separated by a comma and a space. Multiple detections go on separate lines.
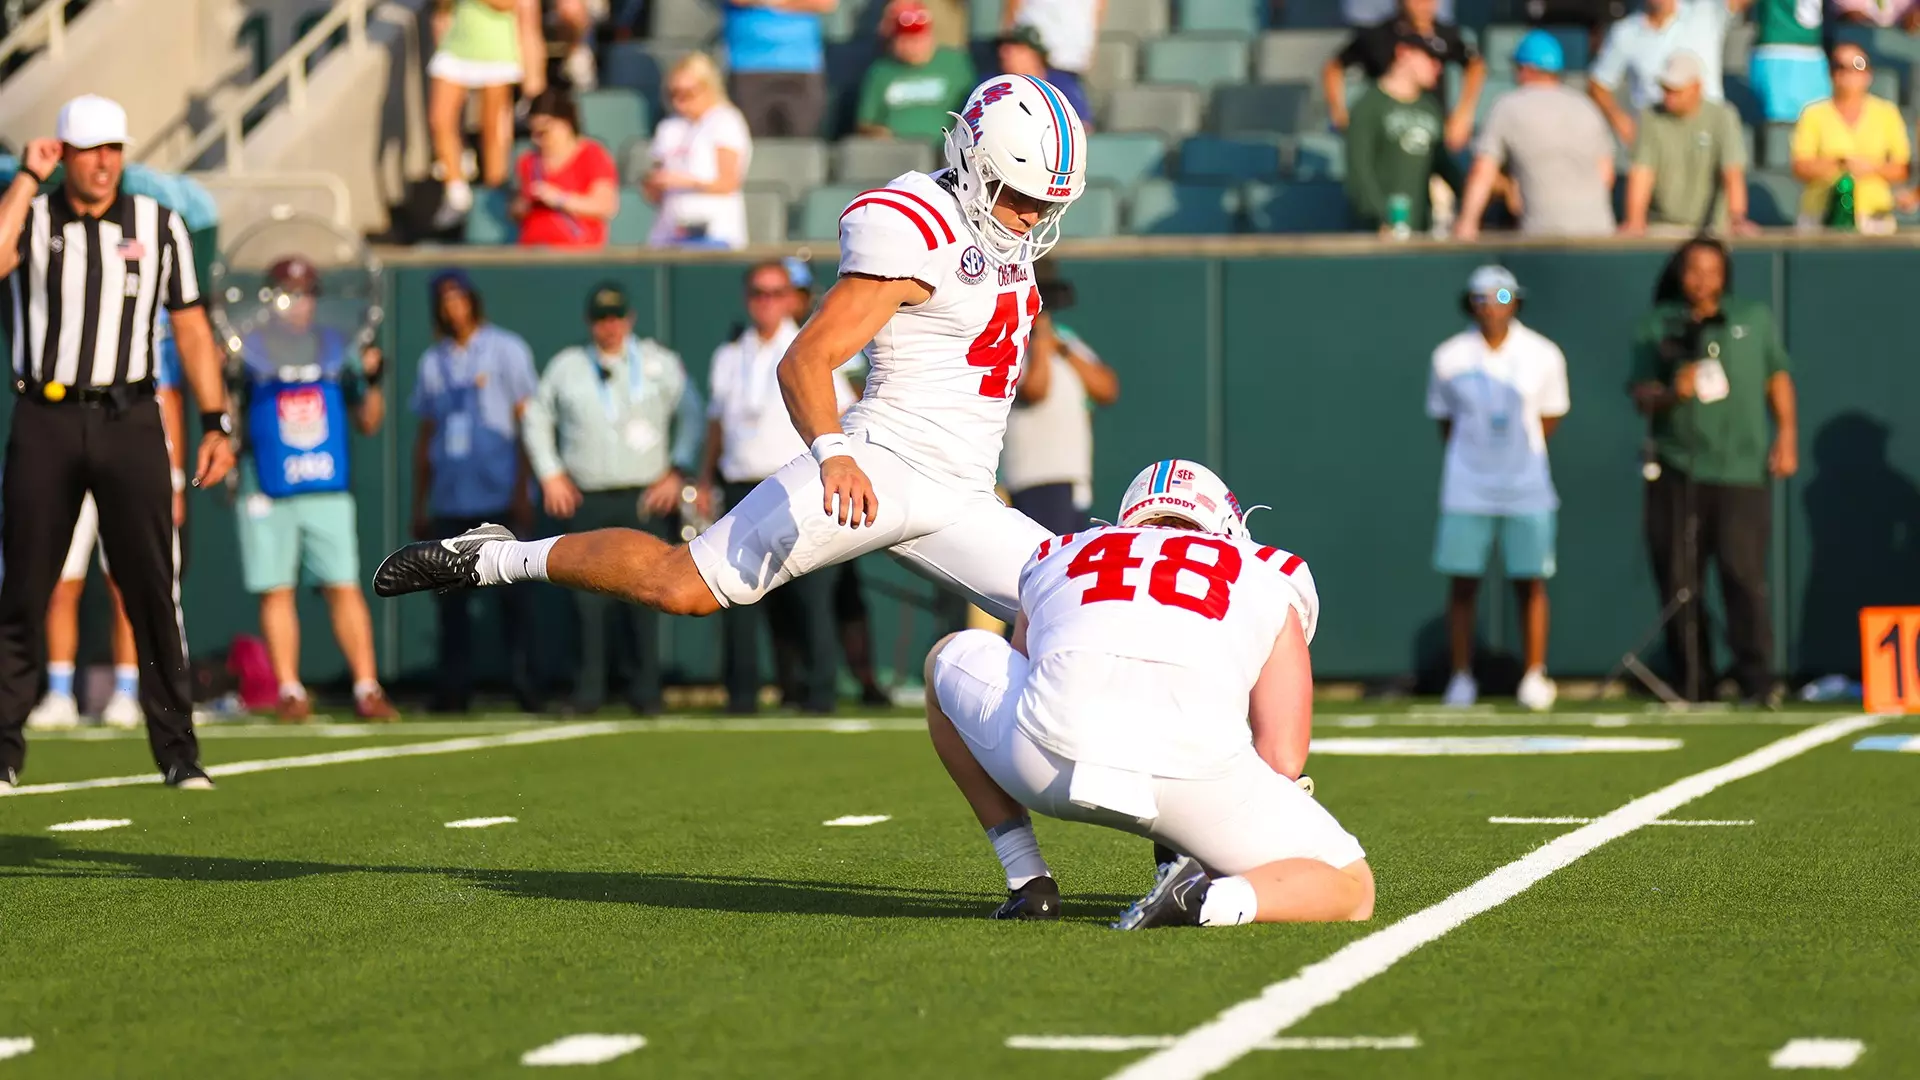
7, 190, 198, 387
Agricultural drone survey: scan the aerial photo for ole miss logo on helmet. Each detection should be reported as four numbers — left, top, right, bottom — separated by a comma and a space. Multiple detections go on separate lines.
963, 81, 1015, 139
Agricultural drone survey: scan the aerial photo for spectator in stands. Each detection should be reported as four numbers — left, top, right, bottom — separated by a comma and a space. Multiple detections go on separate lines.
1345, 33, 1461, 234
1456, 31, 1616, 238
1001, 266, 1119, 536
698, 261, 852, 715
1427, 266, 1569, 712
857, 1, 976, 140
1797, 45, 1911, 231
428, 0, 545, 230
643, 53, 753, 250
1001, 0, 1100, 123
1833, 0, 1920, 27
1325, 0, 1486, 151
724, 0, 834, 136
996, 26, 1095, 126
522, 282, 704, 715
233, 258, 397, 722
1621, 51, 1754, 235
512, 89, 618, 247
882, 0, 967, 50
1588, 0, 1747, 146
549, 0, 601, 90
1750, 0, 1828, 124
410, 272, 543, 714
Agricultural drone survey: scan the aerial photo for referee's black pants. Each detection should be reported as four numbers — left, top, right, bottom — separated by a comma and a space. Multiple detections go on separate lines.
1643, 470, 1774, 702
0, 395, 197, 777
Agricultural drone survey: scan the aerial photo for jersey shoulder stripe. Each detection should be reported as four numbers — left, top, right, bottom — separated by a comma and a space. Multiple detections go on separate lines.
1254, 545, 1304, 577
874, 186, 958, 244
841, 195, 938, 250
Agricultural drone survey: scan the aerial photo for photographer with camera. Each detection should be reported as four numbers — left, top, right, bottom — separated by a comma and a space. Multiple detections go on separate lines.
1630, 238, 1796, 704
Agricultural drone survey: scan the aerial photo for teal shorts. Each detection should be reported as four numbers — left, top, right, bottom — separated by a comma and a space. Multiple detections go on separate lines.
1433, 511, 1557, 580
236, 487, 362, 594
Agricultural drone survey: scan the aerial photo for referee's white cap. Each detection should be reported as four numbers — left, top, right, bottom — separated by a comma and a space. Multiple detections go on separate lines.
56, 94, 133, 150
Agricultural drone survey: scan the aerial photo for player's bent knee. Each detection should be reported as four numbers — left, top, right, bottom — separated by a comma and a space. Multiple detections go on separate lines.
1341, 859, 1376, 922
924, 631, 968, 688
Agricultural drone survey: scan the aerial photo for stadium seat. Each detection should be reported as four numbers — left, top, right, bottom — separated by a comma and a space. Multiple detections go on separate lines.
1087, 34, 1141, 115
651, 0, 720, 43
1481, 25, 1589, 75
796, 184, 869, 240
832, 138, 936, 184
1746, 169, 1803, 227
745, 190, 790, 244
823, 40, 882, 137
609, 195, 657, 245
822, 0, 862, 42
578, 89, 650, 150
1126, 178, 1239, 233
1288, 131, 1345, 181
1144, 35, 1252, 91
1087, 131, 1171, 186
1179, 133, 1285, 181
1180, 0, 1262, 35
1107, 0, 1173, 38
602, 40, 700, 119
1761, 122, 1796, 168
1212, 82, 1315, 134
1274, 0, 1345, 28
1723, 74, 1763, 127
463, 187, 515, 244
1061, 184, 1123, 237
1473, 76, 1518, 126
1723, 19, 1755, 77
972, 0, 1004, 38
1243, 179, 1350, 232
1107, 84, 1207, 137
745, 138, 831, 204
620, 137, 651, 183
1253, 30, 1347, 83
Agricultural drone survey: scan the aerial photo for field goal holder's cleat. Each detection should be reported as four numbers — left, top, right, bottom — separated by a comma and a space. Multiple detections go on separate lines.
372, 523, 515, 598
992, 876, 1060, 920
1115, 855, 1209, 930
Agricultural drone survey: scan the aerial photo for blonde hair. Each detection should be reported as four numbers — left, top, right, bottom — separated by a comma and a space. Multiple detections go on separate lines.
669, 52, 729, 108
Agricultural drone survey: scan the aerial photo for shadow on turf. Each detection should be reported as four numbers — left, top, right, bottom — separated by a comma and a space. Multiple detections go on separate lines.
0, 836, 1134, 921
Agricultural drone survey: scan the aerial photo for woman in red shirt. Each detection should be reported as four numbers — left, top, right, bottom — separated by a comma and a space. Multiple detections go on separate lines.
512, 89, 619, 247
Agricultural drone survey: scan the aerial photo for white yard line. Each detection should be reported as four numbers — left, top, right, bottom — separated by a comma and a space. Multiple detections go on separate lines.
1010, 1035, 1418, 1051
0, 1038, 31, 1061
445, 816, 518, 829
521, 1034, 646, 1066
822, 814, 891, 827
1487, 816, 1755, 827
0, 723, 621, 798
1107, 713, 1885, 1080
1770, 1039, 1865, 1070
46, 818, 132, 832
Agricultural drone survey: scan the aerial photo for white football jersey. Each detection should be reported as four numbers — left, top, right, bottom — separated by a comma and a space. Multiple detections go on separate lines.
1013, 525, 1320, 779
836, 170, 1040, 490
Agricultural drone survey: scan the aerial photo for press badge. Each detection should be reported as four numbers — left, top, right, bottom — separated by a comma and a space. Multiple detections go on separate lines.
624, 417, 660, 453
1692, 357, 1730, 404
443, 413, 473, 460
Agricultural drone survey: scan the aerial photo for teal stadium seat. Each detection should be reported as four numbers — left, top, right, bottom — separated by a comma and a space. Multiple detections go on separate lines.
1086, 132, 1170, 186
1060, 184, 1123, 237
1179, 134, 1285, 181
745, 190, 790, 244
1288, 131, 1345, 181
1087, 34, 1141, 115
651, 0, 720, 42
1762, 123, 1796, 168
1274, 0, 1345, 29
1144, 35, 1252, 91
577, 89, 650, 149
1253, 30, 1347, 82
797, 184, 869, 241
745, 138, 830, 204
1108, 84, 1208, 137
1746, 170, 1803, 227
602, 40, 699, 121
1106, 0, 1173, 39
609, 195, 657, 245
1243, 179, 1350, 232
1180, 0, 1262, 34
831, 138, 936, 184
1212, 82, 1315, 133
463, 187, 514, 244
1481, 25, 1589, 75
1126, 178, 1239, 233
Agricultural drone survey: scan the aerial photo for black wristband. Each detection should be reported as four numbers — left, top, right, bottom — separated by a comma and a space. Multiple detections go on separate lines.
363, 365, 384, 387
201, 410, 233, 437
17, 168, 45, 186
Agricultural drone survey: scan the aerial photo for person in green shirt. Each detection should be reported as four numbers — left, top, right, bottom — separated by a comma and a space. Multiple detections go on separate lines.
1621, 50, 1753, 235
1629, 238, 1798, 704
856, 1, 977, 141
1344, 32, 1462, 233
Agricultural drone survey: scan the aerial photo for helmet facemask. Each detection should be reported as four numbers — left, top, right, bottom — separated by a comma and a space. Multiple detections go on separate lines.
945, 115, 1071, 264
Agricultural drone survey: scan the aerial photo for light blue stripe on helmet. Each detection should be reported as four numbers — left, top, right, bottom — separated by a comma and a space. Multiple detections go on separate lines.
1017, 74, 1074, 182
1150, 459, 1174, 494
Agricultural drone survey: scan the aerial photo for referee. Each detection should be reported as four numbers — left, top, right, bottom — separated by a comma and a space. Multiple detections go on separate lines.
0, 95, 236, 790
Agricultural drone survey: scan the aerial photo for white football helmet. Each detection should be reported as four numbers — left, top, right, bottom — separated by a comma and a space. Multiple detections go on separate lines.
943, 75, 1087, 264
1116, 459, 1249, 540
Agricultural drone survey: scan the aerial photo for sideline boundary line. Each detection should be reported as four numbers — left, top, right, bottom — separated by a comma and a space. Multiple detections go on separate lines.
1106, 713, 1885, 1080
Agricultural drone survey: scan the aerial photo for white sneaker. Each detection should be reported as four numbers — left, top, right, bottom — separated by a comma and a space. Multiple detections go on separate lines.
101, 692, 142, 730
1441, 671, 1478, 708
1517, 668, 1559, 712
432, 179, 474, 230
26, 693, 79, 730
564, 44, 597, 90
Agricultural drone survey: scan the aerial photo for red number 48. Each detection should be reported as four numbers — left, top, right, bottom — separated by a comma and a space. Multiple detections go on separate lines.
1066, 532, 1243, 620
966, 286, 1041, 398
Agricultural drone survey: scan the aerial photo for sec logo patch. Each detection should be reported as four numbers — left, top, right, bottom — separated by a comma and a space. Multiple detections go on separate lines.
956, 246, 987, 285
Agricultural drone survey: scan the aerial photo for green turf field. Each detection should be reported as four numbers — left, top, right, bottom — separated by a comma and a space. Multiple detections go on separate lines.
1, 707, 1915, 1078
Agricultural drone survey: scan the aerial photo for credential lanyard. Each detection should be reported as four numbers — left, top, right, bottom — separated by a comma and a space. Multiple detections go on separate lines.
595, 340, 645, 423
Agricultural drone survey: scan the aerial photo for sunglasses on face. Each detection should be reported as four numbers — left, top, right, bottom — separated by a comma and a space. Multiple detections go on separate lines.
1833, 54, 1869, 72
668, 84, 700, 100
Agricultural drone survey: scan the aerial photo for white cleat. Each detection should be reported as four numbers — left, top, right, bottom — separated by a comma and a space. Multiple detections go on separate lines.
1517, 668, 1559, 712
26, 693, 79, 730
1441, 671, 1478, 708
101, 692, 142, 730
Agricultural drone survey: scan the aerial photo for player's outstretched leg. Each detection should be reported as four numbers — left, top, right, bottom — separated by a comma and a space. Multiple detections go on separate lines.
372, 523, 721, 616
1114, 855, 1374, 929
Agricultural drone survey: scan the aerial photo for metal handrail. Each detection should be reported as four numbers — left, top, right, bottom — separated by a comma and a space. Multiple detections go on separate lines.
0, 0, 70, 70
153, 0, 373, 174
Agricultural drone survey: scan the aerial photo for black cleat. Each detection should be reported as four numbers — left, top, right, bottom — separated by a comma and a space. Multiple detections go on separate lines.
991, 875, 1061, 920
163, 763, 215, 791
1114, 855, 1209, 930
373, 523, 514, 597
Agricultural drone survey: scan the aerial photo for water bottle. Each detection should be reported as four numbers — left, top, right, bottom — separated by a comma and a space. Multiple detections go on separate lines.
1386, 194, 1413, 241
1826, 173, 1857, 231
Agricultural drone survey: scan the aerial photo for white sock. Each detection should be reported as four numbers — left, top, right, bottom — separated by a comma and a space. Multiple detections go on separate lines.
352, 680, 382, 702
1197, 875, 1258, 927
444, 178, 472, 212
986, 815, 1051, 890
475, 537, 558, 587
279, 682, 307, 701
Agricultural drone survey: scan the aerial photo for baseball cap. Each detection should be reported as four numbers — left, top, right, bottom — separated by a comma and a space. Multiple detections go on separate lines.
587, 281, 630, 320
1466, 265, 1521, 304
890, 1, 932, 34
56, 94, 132, 150
997, 24, 1050, 61
268, 255, 321, 295
781, 256, 814, 292
1659, 50, 1704, 89
1511, 30, 1565, 74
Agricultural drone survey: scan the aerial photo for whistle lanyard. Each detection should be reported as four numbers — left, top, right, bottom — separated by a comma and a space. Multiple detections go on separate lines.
595, 341, 646, 423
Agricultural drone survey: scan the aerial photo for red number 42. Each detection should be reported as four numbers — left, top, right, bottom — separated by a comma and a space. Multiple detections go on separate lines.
966, 286, 1041, 398
1066, 532, 1244, 621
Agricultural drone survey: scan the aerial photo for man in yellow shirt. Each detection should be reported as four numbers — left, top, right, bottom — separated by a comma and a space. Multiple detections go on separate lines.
1790, 44, 1911, 230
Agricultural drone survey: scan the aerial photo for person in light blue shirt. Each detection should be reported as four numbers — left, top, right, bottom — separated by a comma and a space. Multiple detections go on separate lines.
724, 0, 835, 136
408, 270, 543, 713
1587, 0, 1749, 145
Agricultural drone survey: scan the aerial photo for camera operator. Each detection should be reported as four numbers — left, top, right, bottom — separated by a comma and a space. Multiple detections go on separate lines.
1629, 237, 1797, 704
